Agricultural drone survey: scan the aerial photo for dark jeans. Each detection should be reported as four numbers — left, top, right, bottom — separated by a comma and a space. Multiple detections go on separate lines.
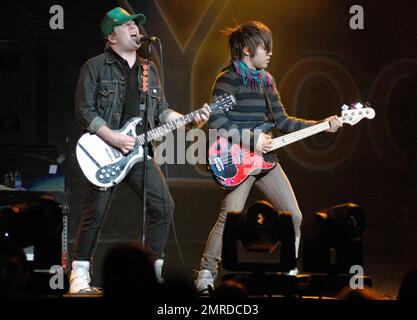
72, 159, 174, 261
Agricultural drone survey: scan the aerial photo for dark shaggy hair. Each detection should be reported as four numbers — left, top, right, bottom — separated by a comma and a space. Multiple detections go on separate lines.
222, 21, 272, 61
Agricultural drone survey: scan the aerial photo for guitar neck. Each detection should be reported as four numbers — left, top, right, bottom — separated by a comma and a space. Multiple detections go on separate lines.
136, 108, 208, 145
270, 117, 341, 151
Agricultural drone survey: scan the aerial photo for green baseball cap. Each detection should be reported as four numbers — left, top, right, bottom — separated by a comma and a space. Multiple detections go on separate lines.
101, 7, 147, 38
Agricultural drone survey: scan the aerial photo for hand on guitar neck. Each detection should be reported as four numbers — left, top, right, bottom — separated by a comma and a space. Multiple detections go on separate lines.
256, 115, 342, 154
324, 115, 343, 133
166, 104, 211, 130
191, 104, 210, 129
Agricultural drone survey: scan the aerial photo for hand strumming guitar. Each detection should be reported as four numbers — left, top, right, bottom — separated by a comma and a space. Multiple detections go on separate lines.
96, 125, 136, 154
256, 132, 273, 154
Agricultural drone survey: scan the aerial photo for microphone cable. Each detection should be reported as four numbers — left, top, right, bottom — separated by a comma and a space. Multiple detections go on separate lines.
155, 38, 189, 277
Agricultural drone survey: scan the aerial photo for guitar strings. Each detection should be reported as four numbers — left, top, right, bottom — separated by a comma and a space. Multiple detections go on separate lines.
211, 121, 330, 164
135, 110, 202, 145
134, 96, 233, 145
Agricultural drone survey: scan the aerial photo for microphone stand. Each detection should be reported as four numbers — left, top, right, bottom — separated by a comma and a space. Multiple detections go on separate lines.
141, 42, 152, 246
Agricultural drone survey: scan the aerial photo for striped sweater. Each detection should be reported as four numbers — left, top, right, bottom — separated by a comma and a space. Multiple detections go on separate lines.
209, 64, 317, 151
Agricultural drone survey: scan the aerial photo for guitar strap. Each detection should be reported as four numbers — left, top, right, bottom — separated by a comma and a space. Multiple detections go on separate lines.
261, 81, 277, 129
139, 59, 147, 117
138, 58, 151, 134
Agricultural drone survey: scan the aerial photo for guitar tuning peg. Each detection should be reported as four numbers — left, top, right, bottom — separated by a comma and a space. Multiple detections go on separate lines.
353, 102, 363, 109
341, 104, 349, 111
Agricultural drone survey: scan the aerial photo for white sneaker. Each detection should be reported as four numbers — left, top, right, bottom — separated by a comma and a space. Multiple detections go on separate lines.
194, 270, 214, 294
287, 267, 298, 276
69, 261, 98, 294
277, 267, 298, 276
154, 259, 165, 284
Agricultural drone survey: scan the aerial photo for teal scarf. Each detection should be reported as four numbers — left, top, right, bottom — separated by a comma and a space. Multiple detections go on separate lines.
233, 60, 274, 93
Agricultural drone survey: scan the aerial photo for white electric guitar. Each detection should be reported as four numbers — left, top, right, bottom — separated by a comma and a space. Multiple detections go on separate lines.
76, 94, 236, 188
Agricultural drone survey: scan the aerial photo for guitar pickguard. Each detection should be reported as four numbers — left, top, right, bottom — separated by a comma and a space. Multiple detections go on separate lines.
95, 145, 139, 185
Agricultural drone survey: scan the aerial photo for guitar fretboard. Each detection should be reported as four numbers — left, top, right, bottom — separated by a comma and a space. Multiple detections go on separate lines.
270, 119, 338, 150
136, 109, 207, 145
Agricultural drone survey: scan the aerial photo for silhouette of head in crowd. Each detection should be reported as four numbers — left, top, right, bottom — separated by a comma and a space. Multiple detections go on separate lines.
0, 243, 31, 299
160, 276, 198, 301
102, 241, 160, 299
212, 279, 248, 300
398, 267, 417, 300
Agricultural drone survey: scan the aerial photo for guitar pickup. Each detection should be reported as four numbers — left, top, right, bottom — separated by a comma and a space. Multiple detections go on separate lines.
111, 148, 122, 158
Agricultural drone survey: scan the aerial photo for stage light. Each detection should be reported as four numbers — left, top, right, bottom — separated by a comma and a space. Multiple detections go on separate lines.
302, 202, 367, 274
222, 200, 296, 273
221, 200, 298, 296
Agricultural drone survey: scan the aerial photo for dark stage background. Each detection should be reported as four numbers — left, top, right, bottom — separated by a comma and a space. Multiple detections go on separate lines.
1, 0, 416, 296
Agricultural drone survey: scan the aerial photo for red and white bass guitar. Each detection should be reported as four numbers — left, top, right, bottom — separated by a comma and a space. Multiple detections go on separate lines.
207, 103, 375, 189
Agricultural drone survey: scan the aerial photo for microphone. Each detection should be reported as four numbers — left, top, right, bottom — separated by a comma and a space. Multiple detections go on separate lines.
136, 36, 159, 44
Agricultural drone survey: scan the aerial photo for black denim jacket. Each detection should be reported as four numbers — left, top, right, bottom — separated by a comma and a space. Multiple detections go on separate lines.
75, 48, 173, 134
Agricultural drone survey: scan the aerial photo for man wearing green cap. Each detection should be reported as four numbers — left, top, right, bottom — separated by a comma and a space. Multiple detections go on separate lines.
70, 7, 210, 294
